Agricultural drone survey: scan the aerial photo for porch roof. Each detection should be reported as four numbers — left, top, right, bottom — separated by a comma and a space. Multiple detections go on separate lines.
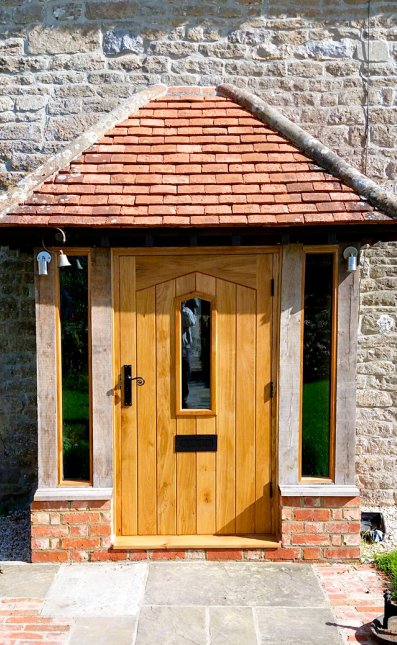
1, 84, 396, 228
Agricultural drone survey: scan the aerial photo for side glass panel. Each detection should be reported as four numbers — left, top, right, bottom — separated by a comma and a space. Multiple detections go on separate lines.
181, 298, 211, 410
302, 253, 334, 478
59, 256, 90, 481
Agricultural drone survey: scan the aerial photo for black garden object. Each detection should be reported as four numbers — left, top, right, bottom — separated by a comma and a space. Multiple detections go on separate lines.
371, 590, 397, 643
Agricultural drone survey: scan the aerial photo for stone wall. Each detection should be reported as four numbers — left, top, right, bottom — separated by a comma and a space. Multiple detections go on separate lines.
357, 241, 397, 507
0, 247, 37, 505
0, 0, 396, 192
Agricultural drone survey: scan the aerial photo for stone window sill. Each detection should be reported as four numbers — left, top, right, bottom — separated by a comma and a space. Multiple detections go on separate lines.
34, 487, 112, 501
279, 484, 360, 497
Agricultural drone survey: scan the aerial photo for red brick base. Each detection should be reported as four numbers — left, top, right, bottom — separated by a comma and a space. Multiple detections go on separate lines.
31, 495, 361, 563
280, 495, 361, 561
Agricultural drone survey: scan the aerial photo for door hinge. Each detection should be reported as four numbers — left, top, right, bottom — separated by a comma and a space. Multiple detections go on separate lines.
270, 482, 273, 498
270, 278, 275, 296
270, 381, 274, 399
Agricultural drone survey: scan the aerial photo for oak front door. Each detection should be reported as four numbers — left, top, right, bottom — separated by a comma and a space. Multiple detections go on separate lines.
114, 250, 277, 540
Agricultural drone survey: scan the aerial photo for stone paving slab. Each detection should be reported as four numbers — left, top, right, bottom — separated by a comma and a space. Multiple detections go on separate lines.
144, 562, 328, 607
69, 616, 138, 645
0, 563, 59, 597
4, 562, 378, 643
136, 606, 207, 645
255, 606, 341, 644
41, 562, 148, 618
209, 606, 258, 644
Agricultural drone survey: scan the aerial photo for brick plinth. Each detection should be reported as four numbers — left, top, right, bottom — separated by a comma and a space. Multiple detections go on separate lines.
31, 496, 361, 562
280, 495, 361, 561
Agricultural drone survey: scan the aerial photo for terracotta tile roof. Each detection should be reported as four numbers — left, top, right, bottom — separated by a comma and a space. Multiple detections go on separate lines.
4, 89, 382, 227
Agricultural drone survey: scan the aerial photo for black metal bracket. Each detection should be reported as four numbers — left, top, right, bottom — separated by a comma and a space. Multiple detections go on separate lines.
122, 365, 145, 406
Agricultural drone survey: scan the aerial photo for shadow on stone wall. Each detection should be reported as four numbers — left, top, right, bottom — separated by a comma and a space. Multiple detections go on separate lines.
0, 247, 37, 509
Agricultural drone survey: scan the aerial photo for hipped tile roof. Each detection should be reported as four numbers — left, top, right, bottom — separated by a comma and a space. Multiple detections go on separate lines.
3, 86, 392, 227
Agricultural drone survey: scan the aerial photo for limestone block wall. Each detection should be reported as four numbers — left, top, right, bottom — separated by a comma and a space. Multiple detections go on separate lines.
357, 242, 397, 507
0, 247, 37, 505
0, 0, 396, 192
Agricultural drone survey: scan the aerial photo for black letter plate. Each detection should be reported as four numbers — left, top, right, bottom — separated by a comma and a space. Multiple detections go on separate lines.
175, 434, 217, 453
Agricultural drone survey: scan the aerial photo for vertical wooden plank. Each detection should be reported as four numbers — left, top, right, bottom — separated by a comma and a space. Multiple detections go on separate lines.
175, 273, 197, 535
236, 285, 256, 534
255, 254, 273, 533
113, 252, 122, 535
216, 278, 236, 535
271, 251, 280, 536
157, 279, 177, 535
119, 256, 137, 535
278, 245, 304, 486
36, 253, 58, 488
91, 248, 113, 489
195, 272, 216, 535
335, 245, 359, 485
137, 286, 157, 535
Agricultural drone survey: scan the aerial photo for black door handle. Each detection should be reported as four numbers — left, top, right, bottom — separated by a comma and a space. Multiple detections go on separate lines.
123, 365, 145, 406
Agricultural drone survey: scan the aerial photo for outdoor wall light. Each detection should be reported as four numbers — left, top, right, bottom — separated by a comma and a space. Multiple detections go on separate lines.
343, 246, 358, 272
37, 250, 52, 276
37, 227, 71, 275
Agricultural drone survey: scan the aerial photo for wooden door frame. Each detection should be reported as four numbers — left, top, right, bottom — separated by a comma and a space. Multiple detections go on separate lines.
112, 247, 280, 543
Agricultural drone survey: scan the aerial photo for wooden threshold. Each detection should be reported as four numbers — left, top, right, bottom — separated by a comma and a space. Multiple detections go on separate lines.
113, 535, 280, 550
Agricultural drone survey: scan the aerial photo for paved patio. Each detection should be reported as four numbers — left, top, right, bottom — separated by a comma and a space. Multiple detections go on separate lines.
0, 561, 386, 644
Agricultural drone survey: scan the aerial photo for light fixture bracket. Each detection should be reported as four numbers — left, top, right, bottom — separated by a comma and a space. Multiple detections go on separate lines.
37, 251, 52, 276
343, 246, 359, 272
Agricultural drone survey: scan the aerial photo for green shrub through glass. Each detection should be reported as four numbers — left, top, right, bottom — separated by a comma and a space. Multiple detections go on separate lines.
302, 253, 334, 478
59, 256, 90, 481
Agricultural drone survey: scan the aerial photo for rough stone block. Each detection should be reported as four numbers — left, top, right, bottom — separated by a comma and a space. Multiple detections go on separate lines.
356, 389, 393, 407
305, 39, 354, 59
14, 4, 44, 24
0, 123, 42, 142
256, 44, 281, 59
15, 96, 47, 112
356, 40, 390, 62
86, 1, 139, 20
51, 3, 84, 22
0, 38, 24, 56
28, 26, 101, 55
103, 30, 144, 56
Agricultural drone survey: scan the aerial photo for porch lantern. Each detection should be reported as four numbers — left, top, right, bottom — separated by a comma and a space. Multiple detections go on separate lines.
343, 246, 358, 272
36, 250, 52, 276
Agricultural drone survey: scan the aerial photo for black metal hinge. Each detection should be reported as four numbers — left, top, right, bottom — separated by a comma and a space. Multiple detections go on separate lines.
270, 278, 275, 296
270, 482, 273, 498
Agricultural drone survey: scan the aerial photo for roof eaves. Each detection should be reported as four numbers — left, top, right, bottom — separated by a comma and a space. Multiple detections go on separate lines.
0, 84, 168, 221
218, 84, 397, 220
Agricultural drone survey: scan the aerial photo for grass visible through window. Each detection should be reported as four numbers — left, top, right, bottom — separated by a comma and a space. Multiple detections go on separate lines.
302, 379, 330, 478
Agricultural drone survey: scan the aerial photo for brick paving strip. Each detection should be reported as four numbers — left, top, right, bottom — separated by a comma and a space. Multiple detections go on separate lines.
315, 563, 387, 645
0, 598, 70, 644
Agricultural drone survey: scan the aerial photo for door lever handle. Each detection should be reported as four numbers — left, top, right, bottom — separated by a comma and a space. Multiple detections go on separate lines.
123, 365, 145, 406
